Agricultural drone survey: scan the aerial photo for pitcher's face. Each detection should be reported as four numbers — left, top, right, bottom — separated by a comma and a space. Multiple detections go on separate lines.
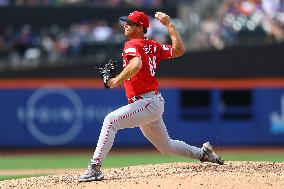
123, 22, 142, 37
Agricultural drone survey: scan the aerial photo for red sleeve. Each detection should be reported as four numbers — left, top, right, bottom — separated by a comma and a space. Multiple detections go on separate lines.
158, 43, 174, 60
123, 42, 141, 60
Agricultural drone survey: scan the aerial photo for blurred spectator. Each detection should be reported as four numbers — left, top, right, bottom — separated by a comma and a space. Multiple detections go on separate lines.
147, 17, 169, 43
0, 13, 179, 67
0, 35, 8, 58
123, 0, 161, 7
109, 23, 125, 43
11, 0, 162, 7
199, 16, 225, 49
191, 0, 284, 50
0, 0, 283, 69
92, 20, 112, 42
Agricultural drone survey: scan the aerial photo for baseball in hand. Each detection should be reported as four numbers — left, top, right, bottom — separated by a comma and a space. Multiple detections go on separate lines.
155, 12, 171, 26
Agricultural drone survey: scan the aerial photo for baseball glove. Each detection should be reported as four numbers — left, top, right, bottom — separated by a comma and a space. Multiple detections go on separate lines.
95, 59, 117, 89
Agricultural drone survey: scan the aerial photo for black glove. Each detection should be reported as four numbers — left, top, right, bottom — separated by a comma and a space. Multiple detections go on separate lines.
95, 60, 117, 89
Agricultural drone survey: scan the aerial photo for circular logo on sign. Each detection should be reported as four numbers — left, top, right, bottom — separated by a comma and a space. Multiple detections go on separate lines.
26, 85, 83, 145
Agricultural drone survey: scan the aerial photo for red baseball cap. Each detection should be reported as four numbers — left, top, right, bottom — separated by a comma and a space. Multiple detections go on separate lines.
119, 11, 149, 28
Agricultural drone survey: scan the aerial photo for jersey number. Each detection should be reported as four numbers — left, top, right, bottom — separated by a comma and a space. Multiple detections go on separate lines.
148, 56, 156, 76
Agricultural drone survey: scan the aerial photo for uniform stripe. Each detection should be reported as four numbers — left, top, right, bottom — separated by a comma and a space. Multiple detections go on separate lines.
127, 53, 137, 56
125, 48, 137, 54
96, 124, 112, 163
97, 101, 152, 162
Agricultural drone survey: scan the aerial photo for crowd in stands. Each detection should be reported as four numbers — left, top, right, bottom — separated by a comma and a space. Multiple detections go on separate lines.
0, 0, 162, 7
194, 0, 284, 50
0, 0, 283, 68
0, 16, 176, 67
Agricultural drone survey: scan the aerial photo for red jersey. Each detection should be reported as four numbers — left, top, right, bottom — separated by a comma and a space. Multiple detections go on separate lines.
122, 38, 174, 99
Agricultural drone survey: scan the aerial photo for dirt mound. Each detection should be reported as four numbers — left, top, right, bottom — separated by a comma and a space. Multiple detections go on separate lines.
1, 161, 284, 189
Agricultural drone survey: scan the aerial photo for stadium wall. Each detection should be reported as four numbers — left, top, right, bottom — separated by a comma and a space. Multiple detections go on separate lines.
0, 78, 283, 148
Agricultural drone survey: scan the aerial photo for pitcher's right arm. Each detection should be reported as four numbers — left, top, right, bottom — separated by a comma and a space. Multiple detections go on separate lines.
155, 12, 185, 58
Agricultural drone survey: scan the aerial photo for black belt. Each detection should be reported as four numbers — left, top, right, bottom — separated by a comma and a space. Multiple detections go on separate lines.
128, 90, 159, 104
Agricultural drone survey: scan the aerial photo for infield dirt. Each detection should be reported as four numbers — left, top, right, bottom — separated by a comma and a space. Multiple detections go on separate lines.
0, 161, 284, 189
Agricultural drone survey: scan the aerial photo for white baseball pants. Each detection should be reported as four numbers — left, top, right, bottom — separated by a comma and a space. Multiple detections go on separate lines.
91, 93, 203, 165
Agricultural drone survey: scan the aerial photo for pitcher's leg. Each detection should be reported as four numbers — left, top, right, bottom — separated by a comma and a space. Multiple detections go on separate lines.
140, 118, 203, 160
91, 118, 117, 165
92, 99, 160, 164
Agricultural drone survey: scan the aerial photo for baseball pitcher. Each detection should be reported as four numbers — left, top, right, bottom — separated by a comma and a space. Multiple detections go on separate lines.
79, 11, 224, 182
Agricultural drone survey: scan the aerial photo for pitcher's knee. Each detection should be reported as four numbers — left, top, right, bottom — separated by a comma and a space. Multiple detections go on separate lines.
103, 113, 119, 131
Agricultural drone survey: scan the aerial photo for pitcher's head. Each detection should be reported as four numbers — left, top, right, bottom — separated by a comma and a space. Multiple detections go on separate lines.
119, 11, 149, 37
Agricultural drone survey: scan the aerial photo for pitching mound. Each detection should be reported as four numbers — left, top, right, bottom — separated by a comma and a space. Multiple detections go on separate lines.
1, 161, 284, 189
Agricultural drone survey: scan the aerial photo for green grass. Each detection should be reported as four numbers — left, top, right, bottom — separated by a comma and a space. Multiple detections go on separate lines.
0, 174, 48, 181
0, 152, 283, 170
0, 154, 90, 170
222, 153, 284, 162
0, 153, 194, 170
0, 151, 283, 181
